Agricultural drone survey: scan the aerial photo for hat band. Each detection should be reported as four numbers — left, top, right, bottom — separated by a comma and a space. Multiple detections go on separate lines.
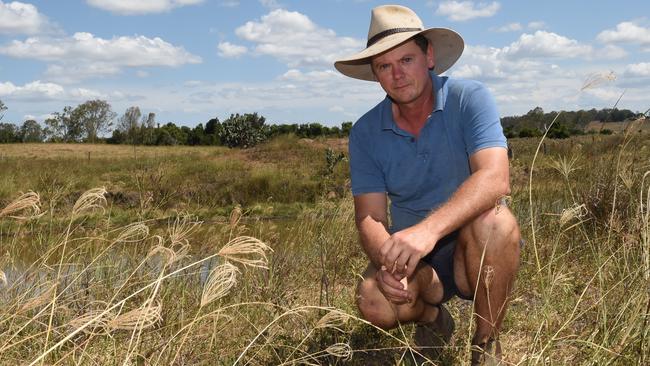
366, 27, 422, 47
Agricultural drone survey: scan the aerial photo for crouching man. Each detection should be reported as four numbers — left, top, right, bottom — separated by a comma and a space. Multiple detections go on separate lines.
334, 5, 521, 365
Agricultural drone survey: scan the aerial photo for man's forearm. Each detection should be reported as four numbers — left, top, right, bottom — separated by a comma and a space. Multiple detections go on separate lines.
419, 165, 509, 241
356, 216, 391, 268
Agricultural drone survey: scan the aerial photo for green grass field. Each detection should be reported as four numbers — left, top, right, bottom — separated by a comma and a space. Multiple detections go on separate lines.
0, 130, 648, 365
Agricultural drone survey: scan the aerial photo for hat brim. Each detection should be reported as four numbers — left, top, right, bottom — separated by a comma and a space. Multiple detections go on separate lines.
334, 28, 464, 82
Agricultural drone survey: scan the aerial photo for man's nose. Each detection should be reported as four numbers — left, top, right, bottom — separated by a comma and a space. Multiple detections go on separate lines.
392, 64, 405, 79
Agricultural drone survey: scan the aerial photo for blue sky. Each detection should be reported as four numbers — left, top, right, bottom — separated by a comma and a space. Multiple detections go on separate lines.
1, 0, 649, 127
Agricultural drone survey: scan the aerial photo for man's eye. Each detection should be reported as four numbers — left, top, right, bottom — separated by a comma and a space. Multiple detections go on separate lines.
378, 64, 389, 71
402, 57, 413, 63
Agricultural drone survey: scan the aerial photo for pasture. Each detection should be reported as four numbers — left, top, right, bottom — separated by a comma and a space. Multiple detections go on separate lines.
0, 130, 648, 365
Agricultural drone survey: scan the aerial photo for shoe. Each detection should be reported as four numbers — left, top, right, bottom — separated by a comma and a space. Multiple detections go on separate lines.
471, 338, 503, 366
413, 305, 455, 363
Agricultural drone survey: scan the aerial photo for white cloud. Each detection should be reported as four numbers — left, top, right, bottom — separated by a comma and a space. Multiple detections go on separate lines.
527, 21, 546, 30
0, 80, 65, 100
234, 9, 363, 68
492, 22, 522, 32
625, 62, 650, 77
0, 1, 49, 34
597, 21, 650, 45
217, 41, 248, 58
598, 44, 627, 60
504, 31, 592, 59
86, 0, 204, 15
436, 1, 500, 22
0, 32, 201, 82
259, 0, 281, 9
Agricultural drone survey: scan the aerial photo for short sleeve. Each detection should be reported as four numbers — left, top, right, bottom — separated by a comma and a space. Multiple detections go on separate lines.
461, 83, 507, 155
349, 127, 386, 196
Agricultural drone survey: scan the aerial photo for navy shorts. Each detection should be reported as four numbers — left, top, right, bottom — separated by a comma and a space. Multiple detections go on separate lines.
421, 230, 473, 303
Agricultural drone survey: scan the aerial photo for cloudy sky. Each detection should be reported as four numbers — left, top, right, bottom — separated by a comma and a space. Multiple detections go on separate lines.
1, 0, 649, 127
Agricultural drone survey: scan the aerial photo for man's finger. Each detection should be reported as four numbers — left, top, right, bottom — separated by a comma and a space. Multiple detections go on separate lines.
405, 255, 420, 278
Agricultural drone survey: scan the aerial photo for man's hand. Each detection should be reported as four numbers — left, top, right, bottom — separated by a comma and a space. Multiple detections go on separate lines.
379, 224, 438, 279
376, 266, 412, 304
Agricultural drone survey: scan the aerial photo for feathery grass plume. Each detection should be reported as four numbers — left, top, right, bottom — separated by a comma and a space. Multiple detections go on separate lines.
0, 191, 43, 220
108, 302, 162, 331
19, 282, 56, 313
115, 222, 149, 243
581, 70, 616, 91
325, 342, 352, 360
200, 262, 240, 307
560, 204, 587, 228
0, 269, 7, 287
217, 236, 273, 269
146, 243, 180, 267
68, 309, 114, 335
549, 155, 581, 180
71, 187, 107, 218
315, 309, 350, 332
167, 213, 202, 247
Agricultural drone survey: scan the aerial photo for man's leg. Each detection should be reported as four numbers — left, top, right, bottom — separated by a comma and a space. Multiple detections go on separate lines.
453, 205, 521, 364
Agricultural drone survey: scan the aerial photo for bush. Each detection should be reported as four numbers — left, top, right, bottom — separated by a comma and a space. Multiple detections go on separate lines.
219, 113, 267, 148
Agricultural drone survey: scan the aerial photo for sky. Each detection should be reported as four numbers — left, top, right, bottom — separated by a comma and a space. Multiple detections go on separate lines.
1, 0, 649, 127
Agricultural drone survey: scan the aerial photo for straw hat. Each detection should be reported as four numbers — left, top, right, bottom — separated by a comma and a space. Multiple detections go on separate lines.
334, 4, 464, 81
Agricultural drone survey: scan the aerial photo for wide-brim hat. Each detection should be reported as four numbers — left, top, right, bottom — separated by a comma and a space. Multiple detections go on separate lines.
334, 5, 464, 82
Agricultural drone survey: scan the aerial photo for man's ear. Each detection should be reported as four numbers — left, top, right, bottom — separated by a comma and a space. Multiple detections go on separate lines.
427, 43, 435, 69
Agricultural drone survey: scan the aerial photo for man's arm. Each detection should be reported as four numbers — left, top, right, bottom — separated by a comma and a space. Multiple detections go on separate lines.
354, 192, 391, 268
380, 146, 511, 278
354, 192, 412, 303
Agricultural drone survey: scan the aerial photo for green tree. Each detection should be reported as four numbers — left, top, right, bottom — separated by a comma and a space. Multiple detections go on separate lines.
219, 113, 267, 148
45, 106, 84, 142
73, 99, 116, 143
20, 119, 44, 142
0, 123, 18, 143
117, 106, 142, 145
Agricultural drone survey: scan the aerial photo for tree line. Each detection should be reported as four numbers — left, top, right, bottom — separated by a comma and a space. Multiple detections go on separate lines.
0, 99, 353, 147
502, 106, 643, 139
0, 99, 645, 146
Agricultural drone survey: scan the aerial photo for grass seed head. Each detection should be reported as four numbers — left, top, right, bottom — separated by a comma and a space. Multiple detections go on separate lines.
325, 342, 352, 360
217, 236, 273, 269
116, 222, 149, 243
560, 204, 587, 228
315, 310, 350, 332
108, 302, 162, 331
201, 262, 240, 307
168, 213, 202, 247
0, 191, 43, 220
72, 187, 107, 218
20, 282, 56, 313
69, 309, 114, 335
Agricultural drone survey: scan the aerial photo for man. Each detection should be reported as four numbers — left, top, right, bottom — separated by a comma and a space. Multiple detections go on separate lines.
334, 5, 521, 365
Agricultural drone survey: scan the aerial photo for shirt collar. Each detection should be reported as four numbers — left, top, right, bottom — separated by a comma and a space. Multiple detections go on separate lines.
380, 71, 447, 132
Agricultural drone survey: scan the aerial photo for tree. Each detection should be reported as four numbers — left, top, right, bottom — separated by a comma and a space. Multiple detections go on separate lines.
20, 120, 44, 142
45, 106, 84, 142
118, 106, 142, 145
0, 99, 6, 122
141, 112, 156, 145
74, 100, 116, 143
0, 123, 18, 143
219, 113, 267, 148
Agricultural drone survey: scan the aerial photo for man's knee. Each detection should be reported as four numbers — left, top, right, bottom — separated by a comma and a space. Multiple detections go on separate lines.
356, 276, 398, 330
458, 206, 520, 253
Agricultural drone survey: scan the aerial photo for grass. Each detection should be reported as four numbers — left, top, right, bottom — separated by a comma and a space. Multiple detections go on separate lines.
0, 130, 649, 365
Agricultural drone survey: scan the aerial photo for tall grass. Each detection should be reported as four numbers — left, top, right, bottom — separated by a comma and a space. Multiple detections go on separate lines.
0, 130, 648, 364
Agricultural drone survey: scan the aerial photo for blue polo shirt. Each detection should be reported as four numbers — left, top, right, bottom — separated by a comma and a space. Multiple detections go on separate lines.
349, 73, 507, 233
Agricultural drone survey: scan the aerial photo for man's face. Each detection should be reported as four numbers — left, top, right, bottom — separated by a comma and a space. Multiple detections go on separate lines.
371, 40, 434, 105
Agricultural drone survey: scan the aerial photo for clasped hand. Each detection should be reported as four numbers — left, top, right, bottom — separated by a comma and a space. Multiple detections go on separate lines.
375, 224, 436, 303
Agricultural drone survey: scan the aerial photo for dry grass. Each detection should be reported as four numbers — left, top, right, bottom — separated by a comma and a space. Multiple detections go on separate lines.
0, 131, 648, 365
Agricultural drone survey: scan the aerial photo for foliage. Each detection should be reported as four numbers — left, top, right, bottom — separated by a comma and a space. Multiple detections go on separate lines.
19, 119, 44, 142
45, 106, 84, 142
74, 99, 116, 142
219, 113, 267, 148
0, 122, 19, 143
